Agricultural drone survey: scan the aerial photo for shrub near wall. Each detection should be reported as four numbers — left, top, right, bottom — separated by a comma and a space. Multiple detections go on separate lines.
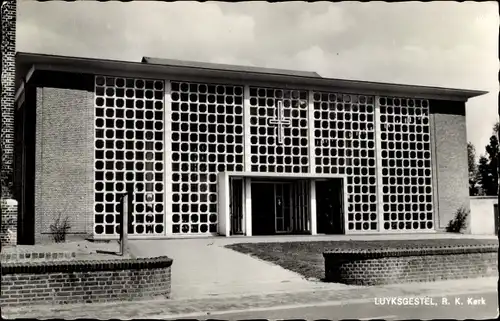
1, 256, 173, 307
324, 245, 498, 286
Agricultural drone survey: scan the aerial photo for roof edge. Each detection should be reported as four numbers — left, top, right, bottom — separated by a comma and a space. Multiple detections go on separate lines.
16, 52, 488, 101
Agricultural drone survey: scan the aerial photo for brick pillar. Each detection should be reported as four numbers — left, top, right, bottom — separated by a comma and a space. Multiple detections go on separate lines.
0, 199, 17, 246
1, 0, 18, 247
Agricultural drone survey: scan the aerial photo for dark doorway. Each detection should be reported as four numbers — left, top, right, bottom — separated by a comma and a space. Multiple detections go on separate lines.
229, 178, 244, 235
316, 179, 344, 234
251, 182, 277, 235
16, 88, 36, 245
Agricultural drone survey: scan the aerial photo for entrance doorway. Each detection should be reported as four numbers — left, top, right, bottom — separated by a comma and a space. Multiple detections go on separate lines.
251, 180, 309, 235
316, 179, 344, 234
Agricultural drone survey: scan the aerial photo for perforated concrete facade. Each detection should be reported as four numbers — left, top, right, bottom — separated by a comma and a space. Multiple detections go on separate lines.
249, 87, 309, 174
11, 53, 483, 240
312, 93, 378, 232
100, 80, 473, 237
31, 80, 473, 238
378, 97, 434, 231
94, 76, 166, 237
169, 81, 245, 235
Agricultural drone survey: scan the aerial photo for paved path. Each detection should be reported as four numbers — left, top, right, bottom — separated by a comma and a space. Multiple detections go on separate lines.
128, 234, 496, 299
129, 238, 356, 299
3, 277, 496, 319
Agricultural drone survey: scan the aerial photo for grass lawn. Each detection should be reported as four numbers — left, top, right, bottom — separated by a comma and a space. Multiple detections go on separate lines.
225, 238, 499, 281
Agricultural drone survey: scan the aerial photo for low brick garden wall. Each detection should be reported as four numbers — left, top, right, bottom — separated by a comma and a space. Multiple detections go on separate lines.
324, 244, 498, 285
1, 256, 173, 307
1, 251, 77, 262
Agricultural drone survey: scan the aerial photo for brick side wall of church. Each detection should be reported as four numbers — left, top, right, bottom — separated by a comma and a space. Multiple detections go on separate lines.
34, 87, 94, 240
430, 103, 470, 230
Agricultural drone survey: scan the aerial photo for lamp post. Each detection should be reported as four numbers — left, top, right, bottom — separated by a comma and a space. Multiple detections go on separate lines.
120, 190, 131, 256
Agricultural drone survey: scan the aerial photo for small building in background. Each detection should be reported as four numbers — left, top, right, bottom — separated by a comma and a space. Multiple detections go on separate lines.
470, 196, 498, 235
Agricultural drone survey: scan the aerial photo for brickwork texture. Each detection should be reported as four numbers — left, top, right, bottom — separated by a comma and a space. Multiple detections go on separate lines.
1, 250, 77, 263
430, 103, 470, 230
0, 256, 173, 307
34, 87, 95, 240
324, 245, 498, 285
1, 0, 18, 247
0, 199, 18, 247
1, 0, 16, 198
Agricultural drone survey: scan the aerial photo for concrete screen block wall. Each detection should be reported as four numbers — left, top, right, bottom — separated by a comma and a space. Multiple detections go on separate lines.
34, 87, 95, 241
11, 50, 486, 241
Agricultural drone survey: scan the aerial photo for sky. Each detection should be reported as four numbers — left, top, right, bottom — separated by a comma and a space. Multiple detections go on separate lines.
16, 1, 499, 156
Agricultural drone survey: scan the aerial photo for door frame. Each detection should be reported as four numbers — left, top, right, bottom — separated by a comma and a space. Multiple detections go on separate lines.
229, 177, 245, 235
315, 178, 345, 234
218, 172, 348, 237
248, 180, 293, 234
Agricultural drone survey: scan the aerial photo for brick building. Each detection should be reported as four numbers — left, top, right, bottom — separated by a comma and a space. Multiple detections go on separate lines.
1, 0, 18, 247
11, 52, 486, 243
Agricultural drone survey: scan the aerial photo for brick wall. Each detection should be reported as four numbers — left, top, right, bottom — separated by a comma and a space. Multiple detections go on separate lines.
430, 101, 470, 230
34, 87, 95, 240
1, 0, 18, 247
1, 256, 173, 307
324, 245, 498, 285
1, 0, 16, 198
0, 199, 17, 246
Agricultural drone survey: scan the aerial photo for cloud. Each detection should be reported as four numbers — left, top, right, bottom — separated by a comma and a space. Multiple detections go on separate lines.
17, 2, 256, 62
297, 4, 352, 35
294, 46, 329, 72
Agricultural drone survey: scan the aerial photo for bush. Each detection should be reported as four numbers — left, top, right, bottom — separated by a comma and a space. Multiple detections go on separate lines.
50, 214, 71, 243
446, 206, 469, 233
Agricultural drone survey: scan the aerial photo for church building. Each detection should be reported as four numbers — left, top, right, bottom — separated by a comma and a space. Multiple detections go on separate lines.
12, 52, 486, 242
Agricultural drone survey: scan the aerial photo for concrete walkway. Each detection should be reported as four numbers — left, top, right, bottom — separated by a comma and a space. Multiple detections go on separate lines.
128, 233, 497, 299
129, 238, 357, 299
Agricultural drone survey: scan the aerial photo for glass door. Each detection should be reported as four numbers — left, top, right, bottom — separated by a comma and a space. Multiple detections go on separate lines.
230, 178, 244, 235
275, 183, 292, 233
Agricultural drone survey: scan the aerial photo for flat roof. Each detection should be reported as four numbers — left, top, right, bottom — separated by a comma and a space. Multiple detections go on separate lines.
142, 57, 323, 78
16, 52, 488, 102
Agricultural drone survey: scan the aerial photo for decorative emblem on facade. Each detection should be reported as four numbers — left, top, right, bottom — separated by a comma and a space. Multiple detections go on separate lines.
268, 100, 291, 144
